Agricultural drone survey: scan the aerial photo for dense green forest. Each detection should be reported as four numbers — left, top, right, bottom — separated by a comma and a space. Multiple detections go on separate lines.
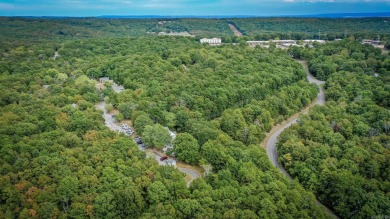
0, 17, 232, 40
0, 35, 329, 218
231, 18, 390, 40
1, 17, 389, 41
0, 17, 389, 218
278, 40, 390, 218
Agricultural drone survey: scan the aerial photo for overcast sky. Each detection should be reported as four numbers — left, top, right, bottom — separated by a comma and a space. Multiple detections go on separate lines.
0, 0, 389, 16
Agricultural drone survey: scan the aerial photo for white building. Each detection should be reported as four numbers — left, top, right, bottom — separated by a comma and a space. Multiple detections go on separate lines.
303, 40, 326, 44
162, 127, 177, 152
362, 39, 380, 45
200, 38, 222, 45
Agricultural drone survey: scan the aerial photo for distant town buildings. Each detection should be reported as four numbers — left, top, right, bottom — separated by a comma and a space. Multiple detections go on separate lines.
247, 39, 326, 48
158, 32, 195, 37
362, 39, 381, 45
200, 38, 222, 45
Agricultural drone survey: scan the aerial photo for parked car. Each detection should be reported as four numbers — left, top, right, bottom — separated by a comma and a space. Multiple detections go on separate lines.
135, 137, 143, 144
160, 156, 168, 161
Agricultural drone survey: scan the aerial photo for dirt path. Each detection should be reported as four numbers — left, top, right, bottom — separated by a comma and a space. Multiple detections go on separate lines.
262, 60, 338, 218
228, 23, 243, 37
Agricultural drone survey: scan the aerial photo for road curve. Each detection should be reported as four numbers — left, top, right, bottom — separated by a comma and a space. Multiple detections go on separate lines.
178, 167, 201, 186
263, 60, 339, 218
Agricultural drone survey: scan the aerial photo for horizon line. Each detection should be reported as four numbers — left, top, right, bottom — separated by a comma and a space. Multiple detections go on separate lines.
1, 12, 390, 19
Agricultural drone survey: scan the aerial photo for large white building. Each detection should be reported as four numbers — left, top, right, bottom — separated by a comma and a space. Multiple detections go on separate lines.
200, 38, 222, 45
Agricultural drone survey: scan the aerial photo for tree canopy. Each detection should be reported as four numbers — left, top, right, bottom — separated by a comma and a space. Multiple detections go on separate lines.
1, 18, 387, 218
280, 39, 390, 218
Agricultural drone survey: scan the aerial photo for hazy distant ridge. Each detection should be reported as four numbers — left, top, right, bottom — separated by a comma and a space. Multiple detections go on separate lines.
97, 12, 390, 19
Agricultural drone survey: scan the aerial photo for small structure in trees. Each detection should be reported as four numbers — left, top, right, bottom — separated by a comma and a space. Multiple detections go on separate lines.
99, 77, 112, 84
163, 127, 177, 153
200, 38, 222, 45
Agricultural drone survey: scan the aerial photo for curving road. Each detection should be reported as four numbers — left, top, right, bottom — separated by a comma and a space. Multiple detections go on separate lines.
263, 60, 338, 218
178, 167, 201, 186
264, 61, 325, 170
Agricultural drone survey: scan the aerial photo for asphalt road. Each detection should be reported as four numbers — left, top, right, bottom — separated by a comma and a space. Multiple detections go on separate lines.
95, 101, 124, 133
265, 60, 338, 218
266, 62, 326, 169
178, 167, 201, 186
96, 100, 201, 185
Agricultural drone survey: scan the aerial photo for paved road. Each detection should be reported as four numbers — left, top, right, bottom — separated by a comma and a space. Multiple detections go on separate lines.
96, 100, 201, 185
95, 101, 124, 133
178, 167, 201, 186
265, 60, 338, 218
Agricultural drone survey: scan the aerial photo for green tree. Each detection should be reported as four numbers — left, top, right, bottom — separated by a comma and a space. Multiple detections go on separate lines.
57, 176, 79, 214
143, 124, 171, 149
94, 192, 118, 218
117, 102, 136, 119
385, 41, 390, 50
134, 113, 154, 135
173, 133, 200, 165
147, 181, 170, 204
220, 109, 247, 141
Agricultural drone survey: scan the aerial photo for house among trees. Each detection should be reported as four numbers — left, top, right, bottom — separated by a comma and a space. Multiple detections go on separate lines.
99, 77, 113, 84
163, 127, 177, 153
362, 39, 380, 45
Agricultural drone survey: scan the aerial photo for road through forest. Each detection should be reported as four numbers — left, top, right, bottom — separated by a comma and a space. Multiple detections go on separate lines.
228, 23, 243, 37
262, 60, 339, 218
95, 100, 202, 186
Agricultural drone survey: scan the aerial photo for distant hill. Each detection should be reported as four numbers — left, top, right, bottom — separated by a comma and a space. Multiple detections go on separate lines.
97, 15, 256, 19
97, 12, 390, 19
298, 12, 390, 18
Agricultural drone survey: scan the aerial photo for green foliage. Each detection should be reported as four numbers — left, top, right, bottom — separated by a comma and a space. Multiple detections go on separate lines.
117, 102, 135, 119
134, 113, 154, 135
385, 41, 390, 50
220, 109, 247, 141
143, 124, 171, 149
0, 29, 338, 218
147, 181, 170, 204
57, 176, 79, 202
232, 17, 390, 40
114, 112, 124, 121
278, 41, 390, 218
173, 133, 200, 164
